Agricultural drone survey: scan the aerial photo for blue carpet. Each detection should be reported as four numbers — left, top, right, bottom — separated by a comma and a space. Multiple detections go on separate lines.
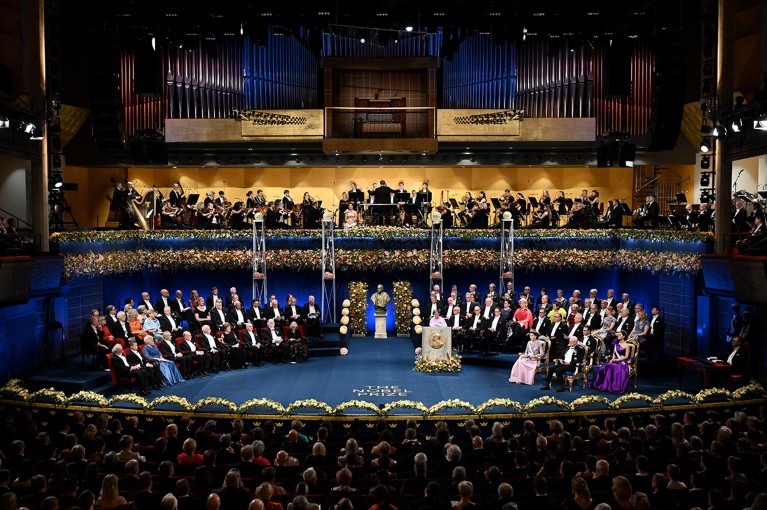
111, 336, 682, 408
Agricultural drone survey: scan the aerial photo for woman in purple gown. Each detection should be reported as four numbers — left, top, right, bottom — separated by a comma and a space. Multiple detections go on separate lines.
590, 331, 630, 394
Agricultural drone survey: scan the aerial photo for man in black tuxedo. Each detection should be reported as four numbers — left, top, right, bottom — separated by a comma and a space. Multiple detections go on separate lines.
110, 344, 151, 395
139, 292, 155, 312
603, 289, 617, 310
240, 322, 264, 367
179, 331, 210, 375
159, 331, 192, 379
465, 305, 485, 353
171, 290, 190, 320
104, 305, 120, 331
159, 306, 185, 337
732, 198, 749, 234
448, 306, 467, 352
302, 295, 321, 339
532, 308, 551, 336
112, 311, 131, 343
154, 289, 172, 315
227, 301, 248, 331
615, 308, 634, 336
81, 317, 110, 367
210, 300, 229, 333
648, 306, 665, 358
548, 313, 567, 357
727, 336, 748, 376
265, 299, 285, 326
247, 299, 265, 329
285, 296, 304, 326
206, 287, 222, 309
565, 313, 585, 342
372, 179, 393, 225
125, 339, 162, 389
225, 287, 238, 308
198, 326, 222, 372
481, 307, 506, 355
583, 303, 602, 331
634, 193, 660, 227
542, 336, 585, 392
581, 326, 599, 365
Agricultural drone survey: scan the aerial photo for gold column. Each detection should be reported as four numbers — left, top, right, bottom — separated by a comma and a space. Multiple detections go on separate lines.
714, 0, 735, 254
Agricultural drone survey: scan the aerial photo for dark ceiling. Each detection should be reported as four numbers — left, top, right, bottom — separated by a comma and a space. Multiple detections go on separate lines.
110, 0, 669, 42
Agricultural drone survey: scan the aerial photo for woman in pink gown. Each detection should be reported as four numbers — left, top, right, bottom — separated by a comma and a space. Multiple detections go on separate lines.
509, 331, 545, 385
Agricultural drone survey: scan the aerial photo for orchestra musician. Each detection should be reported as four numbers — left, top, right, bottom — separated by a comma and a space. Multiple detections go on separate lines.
168, 183, 185, 208
634, 194, 660, 227
436, 203, 454, 228
228, 202, 248, 230
159, 200, 182, 229
417, 182, 433, 211
529, 204, 550, 228
338, 192, 350, 228
198, 202, 221, 229
587, 190, 600, 217
554, 190, 569, 216
540, 189, 552, 206
682, 203, 699, 230
732, 198, 749, 234
301, 192, 313, 227
457, 192, 476, 226
282, 190, 295, 211
697, 202, 712, 232
372, 180, 393, 226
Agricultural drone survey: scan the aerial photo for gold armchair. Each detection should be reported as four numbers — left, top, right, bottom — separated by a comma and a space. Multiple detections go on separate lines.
558, 341, 588, 392
627, 339, 639, 388
535, 336, 552, 375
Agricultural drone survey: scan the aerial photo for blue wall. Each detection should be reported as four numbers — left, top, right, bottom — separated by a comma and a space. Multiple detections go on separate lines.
98, 268, 663, 336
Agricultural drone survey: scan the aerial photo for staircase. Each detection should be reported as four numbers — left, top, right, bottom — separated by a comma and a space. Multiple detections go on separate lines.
307, 323, 345, 357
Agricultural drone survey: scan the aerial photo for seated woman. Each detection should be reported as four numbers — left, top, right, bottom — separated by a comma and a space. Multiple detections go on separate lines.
220, 323, 245, 369
630, 309, 650, 348
127, 309, 147, 342
590, 330, 631, 394
142, 337, 184, 386
343, 202, 358, 229
287, 321, 307, 363
529, 204, 551, 228
509, 331, 546, 385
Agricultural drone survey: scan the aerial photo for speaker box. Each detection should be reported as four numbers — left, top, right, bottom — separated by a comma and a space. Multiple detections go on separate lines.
604, 41, 632, 97
647, 30, 686, 151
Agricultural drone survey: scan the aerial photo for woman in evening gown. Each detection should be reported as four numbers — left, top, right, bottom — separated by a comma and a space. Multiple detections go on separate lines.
590, 331, 630, 394
141, 337, 184, 386
509, 331, 545, 385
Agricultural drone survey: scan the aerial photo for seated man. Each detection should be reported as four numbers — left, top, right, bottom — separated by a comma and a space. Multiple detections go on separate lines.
447, 306, 467, 352
158, 331, 192, 380
198, 325, 222, 372
481, 307, 506, 355
110, 344, 151, 396
263, 318, 287, 363
179, 330, 211, 376
541, 336, 585, 392
302, 295, 322, 340
465, 305, 485, 353
240, 322, 264, 367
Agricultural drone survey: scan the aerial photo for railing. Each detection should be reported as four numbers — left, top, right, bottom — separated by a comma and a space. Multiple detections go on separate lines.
324, 107, 437, 140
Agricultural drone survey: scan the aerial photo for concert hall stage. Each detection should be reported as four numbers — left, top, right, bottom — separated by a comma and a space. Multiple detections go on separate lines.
7, 336, 763, 421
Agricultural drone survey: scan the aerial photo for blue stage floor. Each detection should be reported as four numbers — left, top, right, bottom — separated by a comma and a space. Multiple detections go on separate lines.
66, 336, 688, 410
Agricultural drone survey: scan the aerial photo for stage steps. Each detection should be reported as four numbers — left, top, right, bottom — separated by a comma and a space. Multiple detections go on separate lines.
26, 358, 112, 393
308, 324, 345, 357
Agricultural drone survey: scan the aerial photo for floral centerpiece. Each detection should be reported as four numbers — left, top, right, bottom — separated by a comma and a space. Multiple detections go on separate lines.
414, 353, 462, 373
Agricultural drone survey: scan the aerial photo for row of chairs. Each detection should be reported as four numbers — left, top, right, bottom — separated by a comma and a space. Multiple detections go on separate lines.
105, 325, 310, 391
533, 336, 640, 391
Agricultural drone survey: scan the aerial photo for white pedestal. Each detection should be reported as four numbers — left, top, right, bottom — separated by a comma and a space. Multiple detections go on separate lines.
375, 314, 388, 338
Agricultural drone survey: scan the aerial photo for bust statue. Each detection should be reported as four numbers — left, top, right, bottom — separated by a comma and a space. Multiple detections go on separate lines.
370, 284, 391, 314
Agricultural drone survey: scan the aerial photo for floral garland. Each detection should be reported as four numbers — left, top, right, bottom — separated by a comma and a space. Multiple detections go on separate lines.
413, 354, 462, 373
392, 281, 413, 335
1, 380, 762, 415
51, 227, 714, 247
62, 248, 703, 280
192, 397, 238, 411
348, 282, 368, 335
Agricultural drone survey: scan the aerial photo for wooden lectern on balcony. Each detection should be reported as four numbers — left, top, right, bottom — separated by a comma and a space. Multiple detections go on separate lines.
354, 97, 406, 138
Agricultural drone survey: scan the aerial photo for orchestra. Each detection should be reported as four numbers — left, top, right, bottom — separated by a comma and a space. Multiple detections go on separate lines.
107, 180, 723, 234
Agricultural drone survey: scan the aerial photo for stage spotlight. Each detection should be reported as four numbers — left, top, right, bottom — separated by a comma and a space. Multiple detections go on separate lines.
0, 117, 9, 128
712, 125, 726, 138
755, 118, 767, 130
700, 137, 711, 153
405, 26, 413, 32
700, 172, 710, 187
360, 37, 365, 43
731, 119, 742, 132
700, 155, 710, 170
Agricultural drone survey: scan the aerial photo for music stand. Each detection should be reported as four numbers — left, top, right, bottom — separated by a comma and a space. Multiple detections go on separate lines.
528, 197, 539, 209
491, 198, 502, 209
759, 191, 767, 200
449, 198, 460, 209
186, 194, 199, 206
565, 198, 574, 209
620, 203, 633, 215
349, 191, 364, 203
675, 193, 687, 204
395, 192, 410, 203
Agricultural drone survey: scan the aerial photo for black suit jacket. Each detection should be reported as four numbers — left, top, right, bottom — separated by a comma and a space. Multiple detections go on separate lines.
649, 314, 665, 338
154, 297, 172, 314
616, 316, 634, 335
159, 314, 182, 333
547, 321, 566, 343
729, 347, 748, 375
373, 185, 393, 204
246, 306, 265, 323
446, 314, 467, 333
265, 306, 284, 320
564, 322, 584, 341
81, 325, 102, 352
112, 320, 131, 341
532, 316, 551, 335
206, 294, 222, 308
170, 298, 187, 316
227, 308, 248, 326
210, 308, 229, 329
158, 339, 180, 358
302, 302, 321, 319
126, 349, 148, 368
105, 314, 120, 331
584, 311, 602, 330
